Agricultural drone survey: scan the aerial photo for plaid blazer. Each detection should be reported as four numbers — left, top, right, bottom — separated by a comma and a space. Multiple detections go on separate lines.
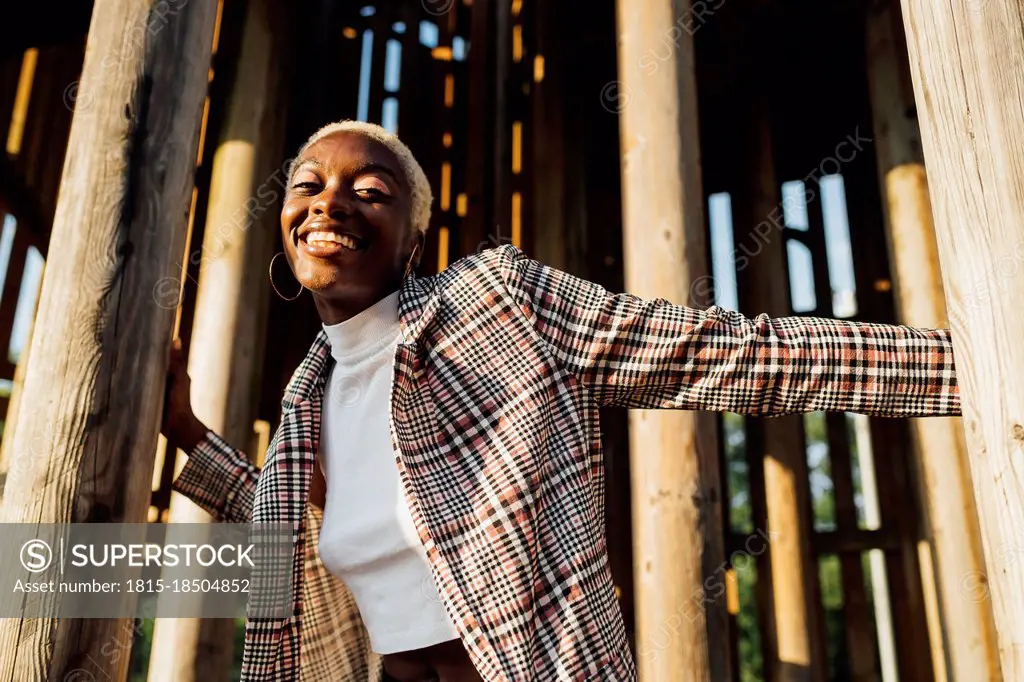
173, 244, 960, 681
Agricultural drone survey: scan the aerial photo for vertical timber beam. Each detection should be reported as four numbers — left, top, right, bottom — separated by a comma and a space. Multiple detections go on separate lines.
733, 104, 828, 682
462, 0, 495, 255
0, 1, 217, 681
614, 2, 729, 680
146, 1, 288, 681
900, 0, 1024, 678
529, 0, 565, 270
866, 2, 1001, 681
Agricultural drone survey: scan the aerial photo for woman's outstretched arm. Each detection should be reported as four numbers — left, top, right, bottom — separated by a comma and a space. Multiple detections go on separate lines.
162, 339, 258, 524
490, 244, 959, 417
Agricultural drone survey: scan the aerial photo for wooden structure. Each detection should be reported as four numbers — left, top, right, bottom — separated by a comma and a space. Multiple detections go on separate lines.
615, 2, 729, 680
0, 0, 1017, 680
900, 0, 1024, 679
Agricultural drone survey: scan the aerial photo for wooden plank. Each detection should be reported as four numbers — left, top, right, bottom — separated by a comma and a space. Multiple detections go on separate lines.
366, 13, 390, 126
148, 1, 288, 678
825, 412, 881, 682
508, 0, 532, 251
0, 53, 24, 137
0, 2, 218, 681
733, 100, 827, 682
449, 58, 470, 261
865, 3, 999, 679
843, 147, 937, 682
745, 420, 776, 682
17, 42, 83, 232
490, 0, 512, 244
614, 1, 727, 678
529, 0, 565, 269
461, 0, 494, 255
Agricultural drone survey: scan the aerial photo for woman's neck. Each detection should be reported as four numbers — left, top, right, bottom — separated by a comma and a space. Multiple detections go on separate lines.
313, 287, 400, 326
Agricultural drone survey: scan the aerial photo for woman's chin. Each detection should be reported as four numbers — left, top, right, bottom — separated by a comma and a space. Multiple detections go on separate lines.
299, 272, 345, 293
297, 265, 375, 299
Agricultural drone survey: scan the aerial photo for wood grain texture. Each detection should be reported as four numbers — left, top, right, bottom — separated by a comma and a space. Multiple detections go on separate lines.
0, 0, 217, 680
146, 1, 287, 680
867, 3, 1001, 680
615, 1, 729, 679
900, 0, 1024, 679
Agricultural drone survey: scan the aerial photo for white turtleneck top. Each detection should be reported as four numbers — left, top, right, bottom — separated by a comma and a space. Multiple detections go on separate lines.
316, 290, 459, 654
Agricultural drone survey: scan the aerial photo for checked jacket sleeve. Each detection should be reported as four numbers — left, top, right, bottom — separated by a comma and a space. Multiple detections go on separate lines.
172, 431, 258, 524
493, 244, 960, 418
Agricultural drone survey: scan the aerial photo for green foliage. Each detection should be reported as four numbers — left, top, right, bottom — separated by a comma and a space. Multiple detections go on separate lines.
735, 562, 762, 682
726, 412, 854, 681
127, 618, 245, 681
128, 619, 154, 682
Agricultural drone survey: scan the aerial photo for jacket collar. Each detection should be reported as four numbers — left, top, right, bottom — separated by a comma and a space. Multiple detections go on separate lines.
281, 271, 439, 411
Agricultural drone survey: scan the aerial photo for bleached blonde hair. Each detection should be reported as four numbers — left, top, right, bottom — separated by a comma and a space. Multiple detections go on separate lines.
290, 120, 433, 234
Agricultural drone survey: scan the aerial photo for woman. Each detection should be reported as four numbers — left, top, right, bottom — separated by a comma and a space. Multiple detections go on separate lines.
162, 120, 960, 682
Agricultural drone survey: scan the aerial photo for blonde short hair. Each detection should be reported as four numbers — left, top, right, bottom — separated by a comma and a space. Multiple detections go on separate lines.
290, 120, 433, 234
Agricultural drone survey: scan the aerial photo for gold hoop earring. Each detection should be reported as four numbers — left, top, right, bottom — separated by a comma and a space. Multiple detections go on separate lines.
403, 244, 420, 280
269, 252, 303, 301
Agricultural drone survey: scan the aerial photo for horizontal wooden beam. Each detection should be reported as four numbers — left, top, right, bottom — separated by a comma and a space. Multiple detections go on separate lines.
725, 528, 902, 559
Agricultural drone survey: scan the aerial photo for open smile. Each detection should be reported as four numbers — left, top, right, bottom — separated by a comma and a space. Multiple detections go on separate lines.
296, 223, 369, 257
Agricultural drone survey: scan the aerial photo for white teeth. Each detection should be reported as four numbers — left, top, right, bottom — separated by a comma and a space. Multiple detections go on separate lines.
306, 231, 359, 250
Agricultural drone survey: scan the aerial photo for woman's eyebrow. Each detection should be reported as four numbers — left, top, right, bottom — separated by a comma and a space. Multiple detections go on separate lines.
349, 162, 402, 186
291, 158, 326, 177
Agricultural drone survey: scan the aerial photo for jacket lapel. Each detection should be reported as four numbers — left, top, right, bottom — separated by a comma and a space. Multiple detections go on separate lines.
398, 270, 440, 345
248, 276, 439, 676
264, 268, 438, 526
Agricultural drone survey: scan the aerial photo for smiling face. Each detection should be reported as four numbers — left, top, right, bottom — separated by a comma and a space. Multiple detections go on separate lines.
281, 131, 424, 321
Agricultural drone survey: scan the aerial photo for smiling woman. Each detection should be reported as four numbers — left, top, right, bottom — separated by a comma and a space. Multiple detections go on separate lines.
280, 121, 431, 325
161, 120, 962, 682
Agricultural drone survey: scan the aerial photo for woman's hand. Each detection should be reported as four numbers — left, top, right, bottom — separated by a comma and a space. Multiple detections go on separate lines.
162, 338, 209, 453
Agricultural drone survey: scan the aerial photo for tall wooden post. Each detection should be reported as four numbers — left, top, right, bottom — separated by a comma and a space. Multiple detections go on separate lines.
866, 3, 1001, 680
614, 2, 729, 680
0, 1, 217, 680
146, 1, 287, 680
900, 0, 1024, 679
733, 104, 828, 682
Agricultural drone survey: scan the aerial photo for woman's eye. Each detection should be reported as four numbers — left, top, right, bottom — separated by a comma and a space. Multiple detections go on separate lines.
355, 187, 389, 200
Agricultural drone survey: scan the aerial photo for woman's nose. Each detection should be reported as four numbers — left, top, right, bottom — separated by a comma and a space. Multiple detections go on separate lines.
310, 185, 354, 218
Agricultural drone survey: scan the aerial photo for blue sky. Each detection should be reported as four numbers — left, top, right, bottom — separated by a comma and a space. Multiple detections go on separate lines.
710, 174, 858, 318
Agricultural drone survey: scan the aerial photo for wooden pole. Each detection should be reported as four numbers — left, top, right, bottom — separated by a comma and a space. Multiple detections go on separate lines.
0, 1, 217, 679
614, 2, 729, 680
530, 0, 565, 270
146, 1, 286, 680
733, 104, 828, 682
899, 0, 1024, 678
462, 0, 495, 255
866, 3, 1001, 680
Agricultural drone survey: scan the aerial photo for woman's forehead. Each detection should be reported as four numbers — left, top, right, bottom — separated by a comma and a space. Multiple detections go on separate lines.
301, 132, 401, 172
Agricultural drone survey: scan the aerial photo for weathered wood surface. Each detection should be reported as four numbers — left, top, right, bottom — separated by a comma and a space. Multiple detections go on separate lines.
146, 1, 287, 680
867, 3, 1001, 680
900, 0, 1024, 679
0, 0, 217, 679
